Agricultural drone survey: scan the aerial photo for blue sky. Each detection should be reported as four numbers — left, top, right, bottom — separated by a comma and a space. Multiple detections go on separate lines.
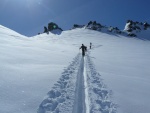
0, 0, 150, 36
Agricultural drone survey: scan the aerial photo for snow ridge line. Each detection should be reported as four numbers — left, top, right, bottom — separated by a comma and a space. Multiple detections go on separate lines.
37, 53, 81, 113
86, 54, 117, 113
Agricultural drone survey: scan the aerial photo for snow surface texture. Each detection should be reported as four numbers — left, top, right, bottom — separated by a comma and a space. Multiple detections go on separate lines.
37, 53, 116, 113
0, 25, 150, 113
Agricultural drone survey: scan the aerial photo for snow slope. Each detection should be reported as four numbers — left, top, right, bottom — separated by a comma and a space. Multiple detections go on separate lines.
0, 25, 150, 113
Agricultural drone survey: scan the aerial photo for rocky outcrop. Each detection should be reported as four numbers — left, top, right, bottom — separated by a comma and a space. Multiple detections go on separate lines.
124, 20, 150, 37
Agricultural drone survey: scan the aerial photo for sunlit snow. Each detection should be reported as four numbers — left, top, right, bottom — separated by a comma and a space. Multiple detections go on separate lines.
0, 25, 150, 113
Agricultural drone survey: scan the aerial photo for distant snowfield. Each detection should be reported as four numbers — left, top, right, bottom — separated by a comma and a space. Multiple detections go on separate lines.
0, 25, 150, 113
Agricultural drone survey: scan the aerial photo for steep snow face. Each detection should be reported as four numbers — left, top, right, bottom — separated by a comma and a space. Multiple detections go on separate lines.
0, 26, 150, 113
124, 21, 145, 32
124, 22, 131, 31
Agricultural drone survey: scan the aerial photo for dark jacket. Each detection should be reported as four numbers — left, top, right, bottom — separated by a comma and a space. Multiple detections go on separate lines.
80, 44, 86, 56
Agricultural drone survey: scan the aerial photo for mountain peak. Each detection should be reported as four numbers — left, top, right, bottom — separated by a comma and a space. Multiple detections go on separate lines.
70, 20, 150, 40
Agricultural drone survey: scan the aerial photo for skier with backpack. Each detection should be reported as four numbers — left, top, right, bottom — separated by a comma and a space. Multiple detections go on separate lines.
79, 44, 86, 56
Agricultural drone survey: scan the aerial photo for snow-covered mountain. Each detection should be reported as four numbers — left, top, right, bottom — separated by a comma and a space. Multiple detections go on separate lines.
72, 21, 122, 35
72, 20, 150, 40
0, 24, 150, 113
124, 20, 150, 39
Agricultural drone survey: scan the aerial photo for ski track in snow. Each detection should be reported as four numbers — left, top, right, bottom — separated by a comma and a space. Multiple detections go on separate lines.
72, 57, 85, 113
37, 52, 117, 113
86, 52, 117, 113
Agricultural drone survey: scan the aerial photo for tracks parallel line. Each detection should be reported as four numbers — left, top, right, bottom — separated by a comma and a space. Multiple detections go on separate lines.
84, 56, 90, 113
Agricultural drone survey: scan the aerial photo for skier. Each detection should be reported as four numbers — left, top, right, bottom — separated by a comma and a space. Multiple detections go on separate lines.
79, 44, 86, 56
90, 42, 92, 49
